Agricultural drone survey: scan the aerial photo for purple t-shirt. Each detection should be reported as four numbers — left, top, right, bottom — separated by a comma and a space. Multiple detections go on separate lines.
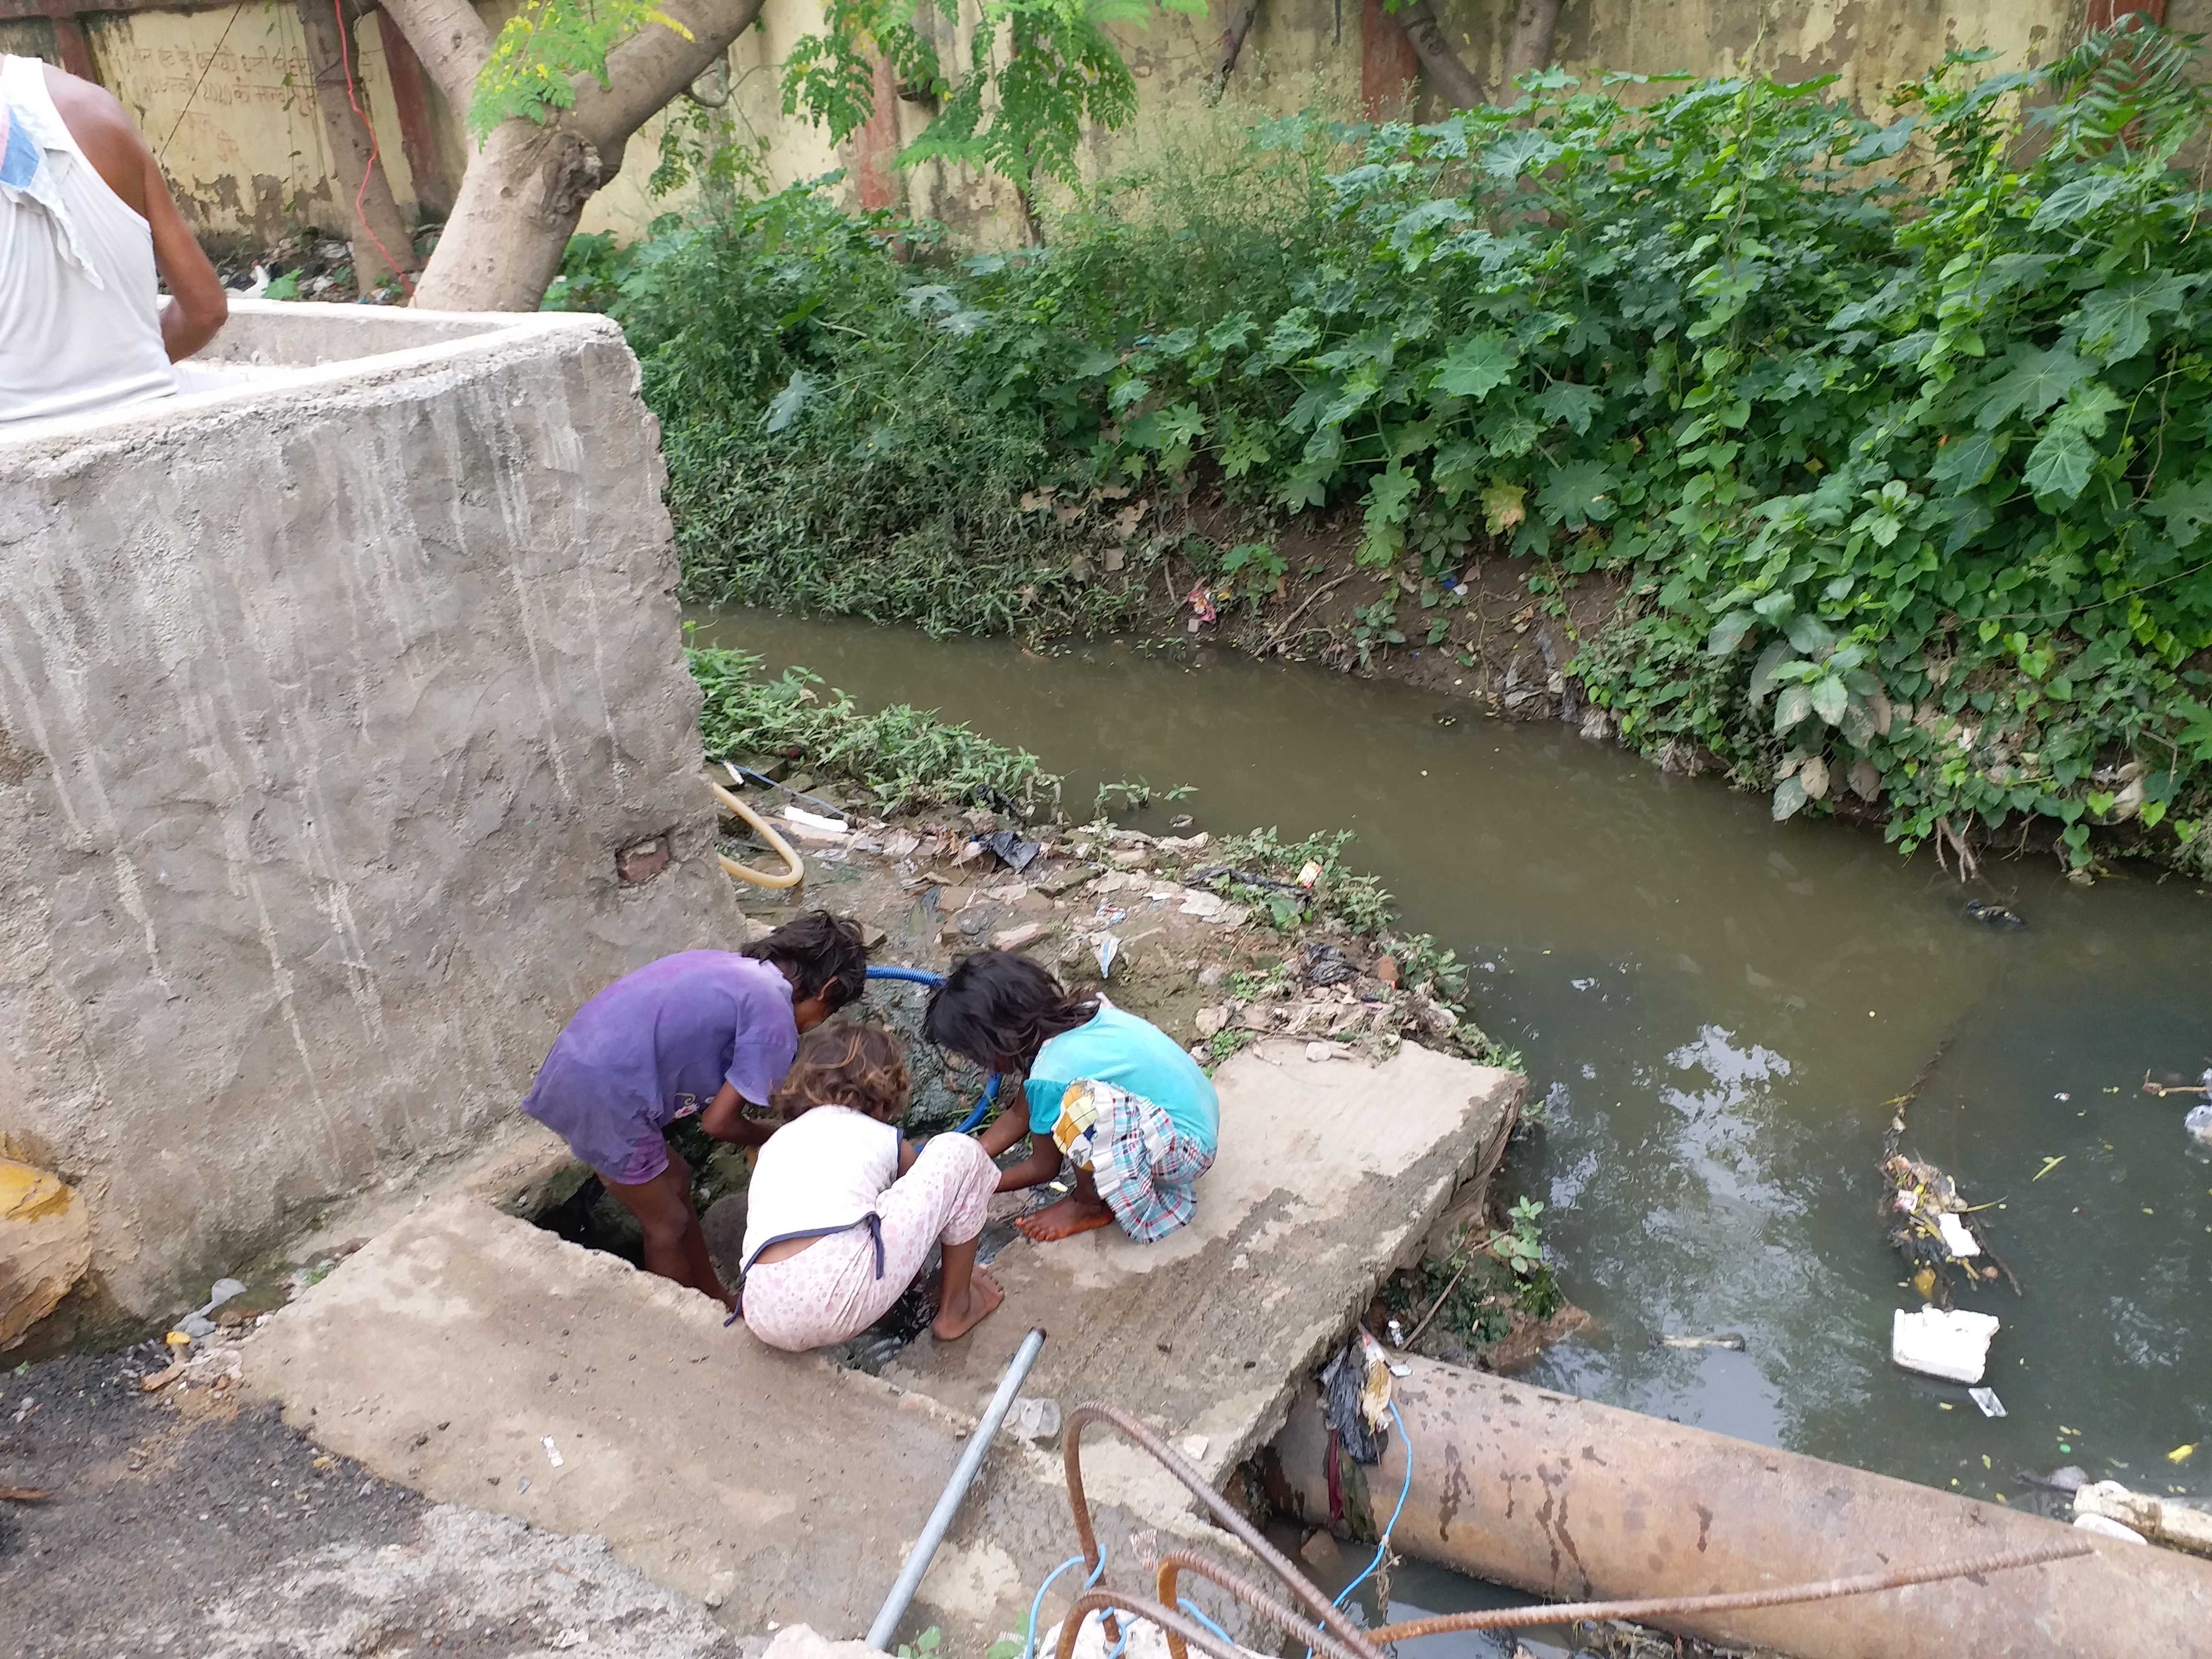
521, 951, 798, 1185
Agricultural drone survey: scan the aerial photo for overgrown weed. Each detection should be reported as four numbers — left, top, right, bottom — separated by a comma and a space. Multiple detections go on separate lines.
613, 25, 2212, 875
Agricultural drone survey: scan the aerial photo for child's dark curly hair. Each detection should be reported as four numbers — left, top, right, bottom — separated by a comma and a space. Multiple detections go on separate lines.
922, 951, 1099, 1073
742, 910, 869, 1011
770, 1018, 911, 1125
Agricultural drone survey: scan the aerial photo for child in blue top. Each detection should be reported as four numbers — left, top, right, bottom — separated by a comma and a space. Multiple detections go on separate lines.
924, 951, 1219, 1243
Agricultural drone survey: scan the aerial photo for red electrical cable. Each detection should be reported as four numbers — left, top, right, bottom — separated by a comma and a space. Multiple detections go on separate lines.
332, 0, 416, 301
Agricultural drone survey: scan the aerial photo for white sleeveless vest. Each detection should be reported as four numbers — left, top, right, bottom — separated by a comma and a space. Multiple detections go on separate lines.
0, 54, 177, 427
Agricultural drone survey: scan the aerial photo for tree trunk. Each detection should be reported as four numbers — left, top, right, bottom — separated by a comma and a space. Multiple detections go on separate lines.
377, 0, 493, 112
1208, 0, 1264, 102
1499, 0, 1563, 91
295, 0, 420, 284
1394, 0, 1481, 110
409, 119, 618, 311
383, 0, 767, 312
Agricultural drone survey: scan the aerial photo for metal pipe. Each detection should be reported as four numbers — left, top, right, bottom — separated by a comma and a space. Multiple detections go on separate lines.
867, 1327, 1046, 1650
1274, 1356, 2212, 1659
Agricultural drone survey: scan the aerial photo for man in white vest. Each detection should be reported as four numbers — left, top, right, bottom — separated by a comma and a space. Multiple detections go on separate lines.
0, 55, 228, 426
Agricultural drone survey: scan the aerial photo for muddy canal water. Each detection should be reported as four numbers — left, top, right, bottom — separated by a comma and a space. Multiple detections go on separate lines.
696, 610, 2212, 1514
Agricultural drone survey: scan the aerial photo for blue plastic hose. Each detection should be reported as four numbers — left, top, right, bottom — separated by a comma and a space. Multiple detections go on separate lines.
863, 965, 1001, 1130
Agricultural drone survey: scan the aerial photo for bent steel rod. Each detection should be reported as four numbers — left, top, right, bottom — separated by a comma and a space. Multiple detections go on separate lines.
867, 1327, 1046, 1650
1052, 1591, 1246, 1659
1154, 1550, 1372, 1659
1364, 1538, 2097, 1643
1062, 1402, 1382, 1659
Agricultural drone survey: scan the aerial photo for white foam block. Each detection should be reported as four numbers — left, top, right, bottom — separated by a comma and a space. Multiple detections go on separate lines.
1891, 1306, 2001, 1384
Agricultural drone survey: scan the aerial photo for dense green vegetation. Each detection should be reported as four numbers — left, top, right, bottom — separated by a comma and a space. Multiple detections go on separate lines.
604, 28, 2212, 873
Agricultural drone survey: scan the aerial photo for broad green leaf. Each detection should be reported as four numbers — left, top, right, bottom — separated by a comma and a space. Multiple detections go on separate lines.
1973, 346, 2091, 431
1434, 331, 1518, 400
2022, 382, 2123, 501
1534, 382, 1604, 434
1707, 609, 1758, 656
1811, 674, 1849, 726
1747, 639, 1792, 704
2146, 478, 2212, 548
1536, 460, 1618, 529
1840, 114, 1917, 164
1483, 129, 1561, 180
1771, 774, 1808, 820
2073, 273, 2193, 366
1929, 430, 2002, 493
763, 369, 814, 433
1204, 313, 1256, 353
1785, 613, 1838, 655
1775, 684, 1813, 732
2028, 170, 2129, 232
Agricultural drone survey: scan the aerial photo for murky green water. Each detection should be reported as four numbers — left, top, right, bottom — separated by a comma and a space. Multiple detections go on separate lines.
695, 610, 2212, 1514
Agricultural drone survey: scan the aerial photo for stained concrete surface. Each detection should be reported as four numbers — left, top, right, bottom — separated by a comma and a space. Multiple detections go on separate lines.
888, 1039, 1524, 1481
238, 1038, 1519, 1648
0, 301, 740, 1331
0, 1349, 733, 1659
241, 1198, 992, 1637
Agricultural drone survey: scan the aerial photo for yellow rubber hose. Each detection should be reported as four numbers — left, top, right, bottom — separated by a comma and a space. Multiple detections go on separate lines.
709, 772, 805, 889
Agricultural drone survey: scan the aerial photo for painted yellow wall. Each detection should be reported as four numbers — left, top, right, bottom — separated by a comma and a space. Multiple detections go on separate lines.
18, 0, 2086, 248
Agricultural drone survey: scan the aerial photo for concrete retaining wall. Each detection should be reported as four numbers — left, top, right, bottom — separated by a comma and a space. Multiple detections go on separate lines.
0, 301, 739, 1332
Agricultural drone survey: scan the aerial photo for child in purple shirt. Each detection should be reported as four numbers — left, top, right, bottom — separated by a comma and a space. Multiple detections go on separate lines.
522, 912, 868, 1306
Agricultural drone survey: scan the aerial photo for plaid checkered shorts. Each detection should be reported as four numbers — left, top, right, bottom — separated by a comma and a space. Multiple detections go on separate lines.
1060, 1080, 1214, 1243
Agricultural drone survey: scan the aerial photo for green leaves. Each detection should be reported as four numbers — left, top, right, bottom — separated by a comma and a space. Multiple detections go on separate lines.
2147, 479, 2212, 548
1433, 331, 1519, 400
1537, 460, 1618, 529
2028, 169, 2131, 231
763, 370, 815, 433
2072, 273, 2193, 364
1973, 346, 2092, 431
471, 0, 693, 139
2021, 381, 2122, 500
1534, 382, 1604, 434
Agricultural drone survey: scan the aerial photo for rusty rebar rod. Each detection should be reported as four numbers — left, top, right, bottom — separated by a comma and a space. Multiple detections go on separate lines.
1362, 1537, 2097, 1642
1154, 1550, 1373, 1659
1061, 1402, 1381, 1659
1052, 1591, 1247, 1659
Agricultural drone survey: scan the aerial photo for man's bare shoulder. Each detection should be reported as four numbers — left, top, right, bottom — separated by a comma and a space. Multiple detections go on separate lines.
38, 63, 153, 214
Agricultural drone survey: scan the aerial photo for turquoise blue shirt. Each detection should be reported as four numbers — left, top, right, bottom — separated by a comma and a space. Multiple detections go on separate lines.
1023, 1004, 1220, 1154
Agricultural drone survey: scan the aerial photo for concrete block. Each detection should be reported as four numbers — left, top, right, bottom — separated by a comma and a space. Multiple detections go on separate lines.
0, 302, 741, 1321
889, 1039, 1523, 1481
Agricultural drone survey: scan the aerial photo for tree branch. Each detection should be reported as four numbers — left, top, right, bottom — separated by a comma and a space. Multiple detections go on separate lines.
375, 0, 494, 114
570, 0, 768, 151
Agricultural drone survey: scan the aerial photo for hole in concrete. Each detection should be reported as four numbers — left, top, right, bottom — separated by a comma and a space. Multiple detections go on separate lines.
525, 974, 1017, 1372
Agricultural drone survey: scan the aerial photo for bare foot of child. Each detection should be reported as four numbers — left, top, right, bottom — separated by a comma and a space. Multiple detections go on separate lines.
1016, 1193, 1116, 1242
932, 1267, 1003, 1341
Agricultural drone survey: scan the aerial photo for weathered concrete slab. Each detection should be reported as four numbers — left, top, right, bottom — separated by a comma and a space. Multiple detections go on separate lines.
888, 1039, 1523, 1481
245, 1199, 974, 1638
0, 301, 740, 1328
245, 1041, 1520, 1646
243, 1197, 1244, 1649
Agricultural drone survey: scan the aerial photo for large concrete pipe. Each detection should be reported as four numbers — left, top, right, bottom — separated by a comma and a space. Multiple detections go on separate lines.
1274, 1357, 2212, 1657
